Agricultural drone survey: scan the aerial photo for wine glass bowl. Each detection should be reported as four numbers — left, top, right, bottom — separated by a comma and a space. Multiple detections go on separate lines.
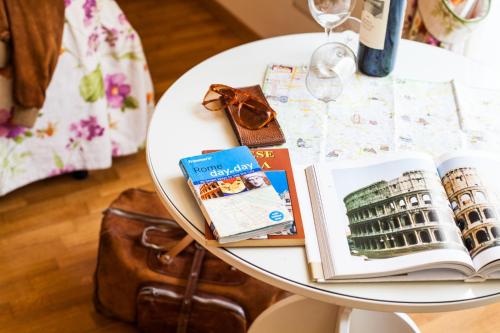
308, 0, 357, 38
306, 42, 357, 103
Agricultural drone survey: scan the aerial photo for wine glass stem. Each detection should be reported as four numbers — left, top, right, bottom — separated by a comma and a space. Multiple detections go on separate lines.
320, 101, 331, 162
325, 27, 332, 41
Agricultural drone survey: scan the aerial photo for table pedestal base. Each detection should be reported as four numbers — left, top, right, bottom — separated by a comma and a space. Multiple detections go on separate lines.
248, 295, 420, 333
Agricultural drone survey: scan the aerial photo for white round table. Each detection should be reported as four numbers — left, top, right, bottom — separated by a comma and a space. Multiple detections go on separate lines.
147, 33, 500, 316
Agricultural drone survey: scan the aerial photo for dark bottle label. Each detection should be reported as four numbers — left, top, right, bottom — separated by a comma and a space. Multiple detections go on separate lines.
357, 0, 406, 77
359, 0, 391, 50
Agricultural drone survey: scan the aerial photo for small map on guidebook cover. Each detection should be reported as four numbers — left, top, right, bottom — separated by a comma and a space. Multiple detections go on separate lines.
179, 146, 293, 243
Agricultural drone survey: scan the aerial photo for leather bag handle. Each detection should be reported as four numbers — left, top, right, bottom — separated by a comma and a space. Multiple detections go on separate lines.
158, 235, 194, 265
141, 226, 194, 264
140, 225, 207, 333
176, 244, 206, 333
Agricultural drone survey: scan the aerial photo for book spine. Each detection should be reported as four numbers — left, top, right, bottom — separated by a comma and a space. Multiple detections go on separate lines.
305, 166, 336, 278
178, 160, 189, 179
308, 262, 326, 282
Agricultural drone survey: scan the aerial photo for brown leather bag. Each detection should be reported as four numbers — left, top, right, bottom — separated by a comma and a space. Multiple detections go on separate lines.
94, 188, 290, 333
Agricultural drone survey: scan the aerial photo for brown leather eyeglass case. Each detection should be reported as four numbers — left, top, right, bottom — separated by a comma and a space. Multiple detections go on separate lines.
225, 85, 286, 148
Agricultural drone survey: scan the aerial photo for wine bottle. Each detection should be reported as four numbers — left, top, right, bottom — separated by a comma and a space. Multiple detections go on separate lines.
357, 0, 406, 77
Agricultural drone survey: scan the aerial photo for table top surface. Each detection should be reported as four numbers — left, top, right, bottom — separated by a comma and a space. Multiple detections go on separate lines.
147, 33, 500, 312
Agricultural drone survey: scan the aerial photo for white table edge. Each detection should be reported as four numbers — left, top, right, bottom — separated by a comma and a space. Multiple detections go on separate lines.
146, 146, 500, 313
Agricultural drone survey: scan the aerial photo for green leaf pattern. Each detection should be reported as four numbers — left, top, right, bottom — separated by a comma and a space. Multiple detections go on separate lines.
79, 65, 105, 102
123, 96, 139, 110
54, 152, 64, 170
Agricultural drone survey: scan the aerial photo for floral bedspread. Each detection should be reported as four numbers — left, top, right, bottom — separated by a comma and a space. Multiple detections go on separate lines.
0, 0, 154, 196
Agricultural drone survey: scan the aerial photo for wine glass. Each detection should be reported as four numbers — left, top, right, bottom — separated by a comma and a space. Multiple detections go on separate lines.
306, 42, 356, 160
307, 0, 359, 102
308, 0, 357, 39
307, 1, 358, 160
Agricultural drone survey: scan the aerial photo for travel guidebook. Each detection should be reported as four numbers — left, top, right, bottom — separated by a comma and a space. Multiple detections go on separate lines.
179, 146, 293, 244
299, 151, 500, 282
202, 148, 305, 247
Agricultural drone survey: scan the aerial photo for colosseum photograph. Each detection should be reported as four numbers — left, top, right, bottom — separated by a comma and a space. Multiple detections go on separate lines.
440, 166, 500, 258
334, 159, 466, 260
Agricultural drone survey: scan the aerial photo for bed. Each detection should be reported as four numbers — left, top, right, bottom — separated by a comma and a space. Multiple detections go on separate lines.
0, 0, 154, 196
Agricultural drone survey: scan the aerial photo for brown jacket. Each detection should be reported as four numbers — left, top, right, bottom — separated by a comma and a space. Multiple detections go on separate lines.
0, 0, 65, 127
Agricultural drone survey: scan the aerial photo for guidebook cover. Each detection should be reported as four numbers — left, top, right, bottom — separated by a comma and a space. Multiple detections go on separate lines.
179, 146, 293, 243
203, 148, 305, 247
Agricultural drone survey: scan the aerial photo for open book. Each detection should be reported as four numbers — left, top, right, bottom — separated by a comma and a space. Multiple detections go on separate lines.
300, 151, 500, 282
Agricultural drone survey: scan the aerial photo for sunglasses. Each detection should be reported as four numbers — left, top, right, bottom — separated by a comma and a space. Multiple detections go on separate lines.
202, 84, 276, 130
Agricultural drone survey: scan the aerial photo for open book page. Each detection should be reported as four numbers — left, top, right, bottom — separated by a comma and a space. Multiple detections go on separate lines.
436, 152, 500, 277
307, 153, 474, 280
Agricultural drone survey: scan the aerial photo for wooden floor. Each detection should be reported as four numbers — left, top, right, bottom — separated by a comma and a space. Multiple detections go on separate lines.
0, 0, 499, 332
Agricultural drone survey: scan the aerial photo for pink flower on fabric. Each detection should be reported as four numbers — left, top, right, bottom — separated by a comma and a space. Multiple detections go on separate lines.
83, 0, 97, 26
49, 165, 76, 177
69, 116, 105, 141
0, 107, 27, 139
64, 0, 72, 7
6, 126, 26, 139
118, 13, 128, 25
105, 73, 131, 108
0, 125, 26, 139
102, 26, 119, 47
87, 32, 100, 54
111, 140, 120, 156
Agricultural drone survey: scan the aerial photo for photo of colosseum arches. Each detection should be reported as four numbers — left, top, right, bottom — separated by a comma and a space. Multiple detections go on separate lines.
442, 167, 500, 257
344, 170, 464, 259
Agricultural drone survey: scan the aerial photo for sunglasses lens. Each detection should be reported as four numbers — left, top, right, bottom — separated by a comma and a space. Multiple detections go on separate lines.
204, 99, 224, 111
238, 99, 273, 129
203, 90, 224, 110
203, 86, 237, 111
203, 84, 274, 130
214, 86, 236, 100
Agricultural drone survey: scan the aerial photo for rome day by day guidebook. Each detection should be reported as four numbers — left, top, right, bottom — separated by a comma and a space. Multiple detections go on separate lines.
179, 146, 293, 244
298, 151, 500, 282
202, 148, 305, 247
